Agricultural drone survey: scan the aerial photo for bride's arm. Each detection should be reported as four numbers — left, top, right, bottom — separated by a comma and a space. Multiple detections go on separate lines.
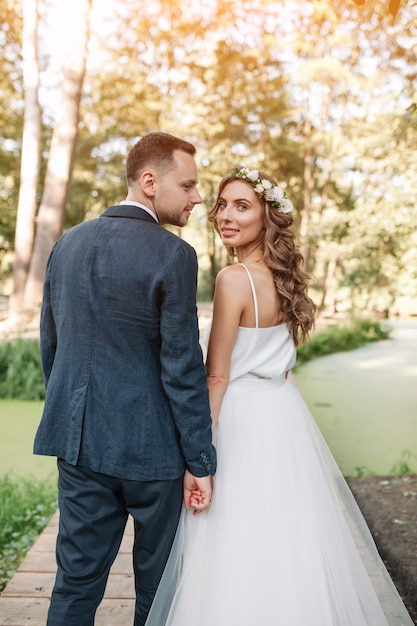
206, 267, 246, 431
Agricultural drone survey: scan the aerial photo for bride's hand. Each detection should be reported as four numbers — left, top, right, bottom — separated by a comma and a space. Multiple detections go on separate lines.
183, 470, 213, 515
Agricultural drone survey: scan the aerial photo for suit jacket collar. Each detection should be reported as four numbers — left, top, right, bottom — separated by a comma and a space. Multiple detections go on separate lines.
100, 204, 158, 224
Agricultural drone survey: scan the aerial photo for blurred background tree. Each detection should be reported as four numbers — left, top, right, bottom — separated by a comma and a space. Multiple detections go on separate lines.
0, 0, 416, 318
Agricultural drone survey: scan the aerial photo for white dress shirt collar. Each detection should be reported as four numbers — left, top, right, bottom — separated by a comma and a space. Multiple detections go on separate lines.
119, 200, 158, 223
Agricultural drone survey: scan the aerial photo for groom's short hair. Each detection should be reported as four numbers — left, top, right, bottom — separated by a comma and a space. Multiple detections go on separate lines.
126, 132, 196, 184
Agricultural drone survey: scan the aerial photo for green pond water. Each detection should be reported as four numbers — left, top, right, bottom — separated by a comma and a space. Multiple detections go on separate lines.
1, 321, 416, 479
295, 320, 417, 477
0, 399, 56, 479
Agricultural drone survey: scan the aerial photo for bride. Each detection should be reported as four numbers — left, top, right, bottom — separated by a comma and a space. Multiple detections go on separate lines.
145, 166, 414, 626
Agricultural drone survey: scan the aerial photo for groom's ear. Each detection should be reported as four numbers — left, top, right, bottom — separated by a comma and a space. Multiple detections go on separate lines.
141, 171, 156, 197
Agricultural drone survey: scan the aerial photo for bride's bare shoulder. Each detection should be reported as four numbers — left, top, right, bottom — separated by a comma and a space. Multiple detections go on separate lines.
216, 263, 248, 286
214, 265, 251, 310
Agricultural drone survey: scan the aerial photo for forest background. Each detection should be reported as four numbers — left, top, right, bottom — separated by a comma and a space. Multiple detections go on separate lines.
0, 0, 417, 322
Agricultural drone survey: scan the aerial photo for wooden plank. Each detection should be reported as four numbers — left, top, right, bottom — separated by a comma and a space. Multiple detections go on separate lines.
22, 532, 56, 553
0, 597, 135, 625
18, 550, 132, 575
95, 599, 135, 624
0, 597, 51, 625
42, 512, 59, 532
0, 513, 136, 625
3, 572, 135, 599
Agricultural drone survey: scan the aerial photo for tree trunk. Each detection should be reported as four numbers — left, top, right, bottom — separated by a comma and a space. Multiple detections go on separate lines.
299, 115, 314, 271
319, 254, 338, 313
9, 0, 41, 318
23, 0, 92, 311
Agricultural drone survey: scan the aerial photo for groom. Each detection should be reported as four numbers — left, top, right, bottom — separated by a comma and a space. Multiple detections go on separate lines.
34, 131, 216, 626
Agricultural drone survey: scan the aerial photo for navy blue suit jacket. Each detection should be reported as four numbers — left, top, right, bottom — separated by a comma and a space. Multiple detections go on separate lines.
34, 204, 216, 480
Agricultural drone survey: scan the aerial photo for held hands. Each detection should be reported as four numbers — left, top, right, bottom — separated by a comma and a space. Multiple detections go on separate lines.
183, 469, 213, 516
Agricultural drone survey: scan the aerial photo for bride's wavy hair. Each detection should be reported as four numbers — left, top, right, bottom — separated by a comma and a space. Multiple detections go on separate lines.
208, 170, 316, 346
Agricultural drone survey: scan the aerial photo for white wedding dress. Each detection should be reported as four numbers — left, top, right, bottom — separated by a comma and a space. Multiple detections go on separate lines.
145, 265, 414, 626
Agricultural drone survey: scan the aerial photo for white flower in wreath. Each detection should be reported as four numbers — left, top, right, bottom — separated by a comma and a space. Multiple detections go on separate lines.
279, 198, 293, 214
229, 166, 293, 213
247, 170, 259, 182
261, 179, 273, 190
265, 186, 284, 203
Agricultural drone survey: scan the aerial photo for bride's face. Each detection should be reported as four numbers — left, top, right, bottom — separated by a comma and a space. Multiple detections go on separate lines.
215, 181, 264, 251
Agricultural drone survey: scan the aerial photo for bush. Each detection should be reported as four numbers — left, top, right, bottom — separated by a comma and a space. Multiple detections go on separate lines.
0, 338, 45, 400
0, 472, 57, 591
296, 318, 391, 367
0, 319, 392, 398
0, 319, 391, 400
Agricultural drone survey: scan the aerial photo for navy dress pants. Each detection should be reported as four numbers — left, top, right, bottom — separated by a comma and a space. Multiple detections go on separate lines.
46, 459, 183, 626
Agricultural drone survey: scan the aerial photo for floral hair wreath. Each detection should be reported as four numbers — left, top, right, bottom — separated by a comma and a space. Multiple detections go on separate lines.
229, 167, 293, 214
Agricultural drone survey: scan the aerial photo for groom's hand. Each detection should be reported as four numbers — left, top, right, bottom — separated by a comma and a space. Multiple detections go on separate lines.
183, 470, 213, 516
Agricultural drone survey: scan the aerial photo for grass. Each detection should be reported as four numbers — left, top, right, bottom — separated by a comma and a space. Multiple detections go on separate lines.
390, 450, 416, 476
353, 451, 416, 478
0, 472, 57, 591
0, 338, 45, 400
0, 399, 57, 591
296, 317, 391, 367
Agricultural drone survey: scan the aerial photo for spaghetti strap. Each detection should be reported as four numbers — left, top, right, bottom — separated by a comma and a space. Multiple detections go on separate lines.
239, 264, 259, 328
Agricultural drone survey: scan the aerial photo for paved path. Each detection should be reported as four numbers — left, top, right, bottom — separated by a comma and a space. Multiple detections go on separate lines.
0, 513, 135, 625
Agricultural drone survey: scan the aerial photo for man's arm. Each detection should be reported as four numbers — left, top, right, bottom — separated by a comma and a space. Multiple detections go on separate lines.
159, 242, 217, 478
39, 246, 58, 387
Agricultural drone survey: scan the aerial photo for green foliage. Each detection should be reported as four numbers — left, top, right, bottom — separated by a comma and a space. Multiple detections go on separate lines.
0, 339, 45, 400
2, 0, 417, 318
0, 319, 392, 399
352, 466, 377, 479
0, 472, 57, 591
390, 450, 416, 476
0, 0, 23, 259
296, 318, 391, 366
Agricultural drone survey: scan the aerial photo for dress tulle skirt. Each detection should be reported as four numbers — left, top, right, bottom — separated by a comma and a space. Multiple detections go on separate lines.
145, 376, 414, 626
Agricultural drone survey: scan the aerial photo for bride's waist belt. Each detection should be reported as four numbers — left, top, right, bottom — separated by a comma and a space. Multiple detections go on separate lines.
230, 372, 286, 390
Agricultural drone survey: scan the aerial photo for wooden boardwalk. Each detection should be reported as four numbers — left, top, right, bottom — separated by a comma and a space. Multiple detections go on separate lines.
0, 512, 135, 625
0, 504, 415, 625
